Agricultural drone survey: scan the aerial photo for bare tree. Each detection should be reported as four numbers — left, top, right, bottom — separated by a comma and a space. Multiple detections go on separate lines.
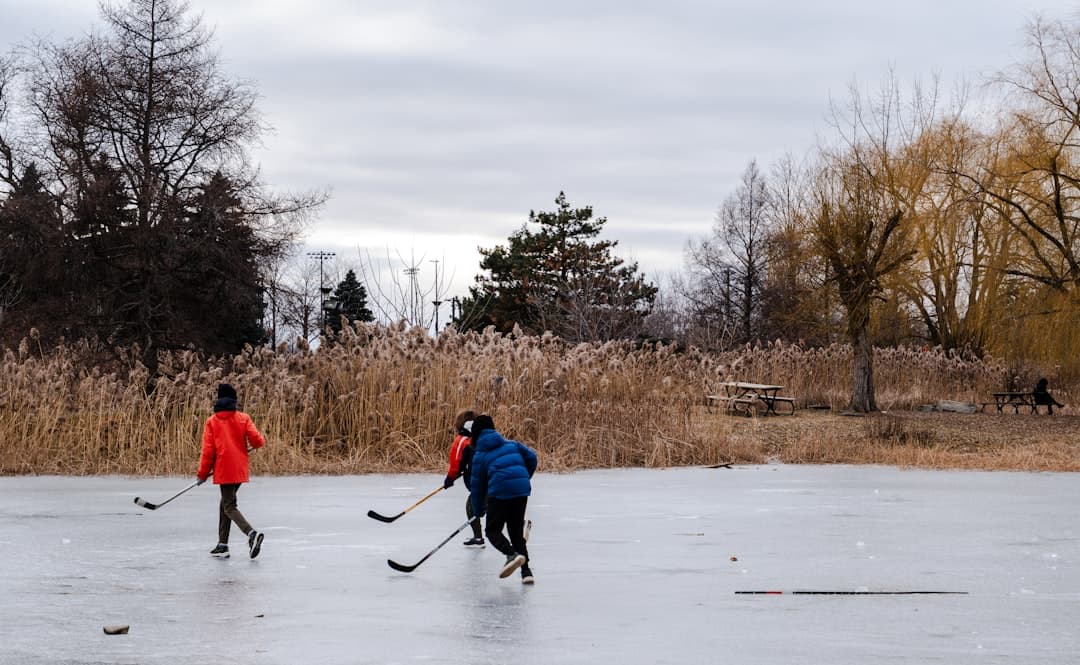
719, 160, 773, 342
279, 257, 335, 346
90, 0, 261, 228
262, 262, 295, 349
955, 16, 1080, 293
356, 247, 450, 331
811, 78, 925, 412
0, 56, 16, 188
757, 154, 837, 345
681, 161, 772, 347
679, 237, 737, 350
534, 271, 654, 343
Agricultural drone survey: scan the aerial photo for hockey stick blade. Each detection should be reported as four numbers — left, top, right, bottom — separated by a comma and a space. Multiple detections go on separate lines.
367, 509, 404, 523
387, 557, 424, 573
133, 497, 159, 510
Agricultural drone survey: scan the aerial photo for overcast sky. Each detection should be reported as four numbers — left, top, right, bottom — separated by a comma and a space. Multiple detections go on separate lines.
3, 0, 1079, 299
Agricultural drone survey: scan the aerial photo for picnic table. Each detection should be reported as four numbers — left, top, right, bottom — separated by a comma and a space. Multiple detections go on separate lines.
984, 392, 1037, 414
707, 381, 796, 416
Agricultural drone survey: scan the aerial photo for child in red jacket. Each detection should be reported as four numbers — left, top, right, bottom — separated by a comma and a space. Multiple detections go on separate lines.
443, 409, 484, 547
197, 383, 267, 559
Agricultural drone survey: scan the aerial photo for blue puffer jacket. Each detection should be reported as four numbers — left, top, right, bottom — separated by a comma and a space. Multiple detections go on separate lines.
470, 429, 538, 517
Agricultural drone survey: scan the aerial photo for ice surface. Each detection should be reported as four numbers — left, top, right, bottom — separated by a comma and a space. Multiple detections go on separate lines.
1, 465, 1078, 664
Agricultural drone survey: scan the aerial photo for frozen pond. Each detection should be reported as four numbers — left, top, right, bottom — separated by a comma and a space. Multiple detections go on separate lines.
1, 465, 1078, 664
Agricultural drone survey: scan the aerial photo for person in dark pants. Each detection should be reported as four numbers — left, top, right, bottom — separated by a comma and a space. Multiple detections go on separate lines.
1033, 377, 1066, 414
197, 383, 267, 559
469, 414, 538, 584
443, 409, 484, 547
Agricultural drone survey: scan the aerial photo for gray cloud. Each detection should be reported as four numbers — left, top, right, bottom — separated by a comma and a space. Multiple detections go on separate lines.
3, 0, 1079, 296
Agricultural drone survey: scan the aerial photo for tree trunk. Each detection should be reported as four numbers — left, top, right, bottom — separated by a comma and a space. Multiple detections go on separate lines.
742, 271, 753, 343
850, 324, 877, 412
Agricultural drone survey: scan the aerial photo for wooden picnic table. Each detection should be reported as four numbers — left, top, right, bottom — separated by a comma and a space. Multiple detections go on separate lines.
986, 392, 1037, 414
707, 381, 796, 416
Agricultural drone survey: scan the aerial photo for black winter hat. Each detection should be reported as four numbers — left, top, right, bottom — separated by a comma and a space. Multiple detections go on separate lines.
217, 383, 238, 400
470, 414, 494, 437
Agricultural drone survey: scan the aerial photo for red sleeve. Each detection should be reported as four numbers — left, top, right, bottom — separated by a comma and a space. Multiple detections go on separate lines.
245, 414, 266, 449
446, 435, 467, 477
197, 418, 216, 481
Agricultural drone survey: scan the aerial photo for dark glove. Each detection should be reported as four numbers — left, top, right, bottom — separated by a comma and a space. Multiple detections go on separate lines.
443, 475, 454, 489
196, 477, 206, 486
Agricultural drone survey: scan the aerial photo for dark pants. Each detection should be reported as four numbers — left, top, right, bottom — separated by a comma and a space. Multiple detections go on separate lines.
465, 494, 482, 539
485, 496, 529, 562
218, 483, 253, 544
1034, 393, 1063, 414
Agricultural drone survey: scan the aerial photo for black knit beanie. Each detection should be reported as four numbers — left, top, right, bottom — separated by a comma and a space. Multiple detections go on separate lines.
217, 383, 238, 400
470, 414, 494, 438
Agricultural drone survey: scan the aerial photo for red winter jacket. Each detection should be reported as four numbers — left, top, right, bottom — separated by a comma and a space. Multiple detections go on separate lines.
446, 433, 471, 478
197, 410, 266, 484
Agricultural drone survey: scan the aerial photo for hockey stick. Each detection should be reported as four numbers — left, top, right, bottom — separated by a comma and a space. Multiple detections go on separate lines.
368, 485, 444, 523
735, 590, 967, 595
134, 480, 202, 511
134, 447, 255, 510
387, 516, 479, 573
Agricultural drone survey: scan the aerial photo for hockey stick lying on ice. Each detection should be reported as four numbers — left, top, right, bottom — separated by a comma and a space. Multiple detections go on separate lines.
735, 590, 968, 595
134, 479, 203, 511
368, 485, 444, 523
388, 516, 479, 573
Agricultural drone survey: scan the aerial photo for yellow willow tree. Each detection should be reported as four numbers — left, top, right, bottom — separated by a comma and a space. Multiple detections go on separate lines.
810, 80, 921, 412
894, 117, 1017, 355
951, 16, 1080, 368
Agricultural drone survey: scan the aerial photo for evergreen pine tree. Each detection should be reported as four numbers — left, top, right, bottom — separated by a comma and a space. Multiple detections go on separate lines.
327, 269, 374, 332
456, 192, 657, 342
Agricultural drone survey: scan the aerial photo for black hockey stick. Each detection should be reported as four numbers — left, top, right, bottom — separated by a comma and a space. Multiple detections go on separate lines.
368, 485, 444, 523
133, 447, 254, 510
387, 516, 479, 573
134, 479, 202, 510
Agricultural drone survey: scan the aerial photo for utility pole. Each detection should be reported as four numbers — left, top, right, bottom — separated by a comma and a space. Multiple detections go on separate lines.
430, 259, 442, 334
308, 251, 335, 331
403, 265, 419, 324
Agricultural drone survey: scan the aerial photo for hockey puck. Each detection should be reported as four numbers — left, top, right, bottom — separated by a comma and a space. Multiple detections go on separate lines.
103, 625, 129, 635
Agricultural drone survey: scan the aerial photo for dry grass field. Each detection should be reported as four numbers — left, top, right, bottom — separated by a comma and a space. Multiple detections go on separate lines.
700, 408, 1080, 471
0, 323, 1077, 476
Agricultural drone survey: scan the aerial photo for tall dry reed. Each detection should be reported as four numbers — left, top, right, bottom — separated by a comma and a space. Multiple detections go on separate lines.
0, 329, 1066, 475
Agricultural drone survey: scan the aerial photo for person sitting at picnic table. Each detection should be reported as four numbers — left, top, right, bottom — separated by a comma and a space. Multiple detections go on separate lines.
1033, 377, 1065, 415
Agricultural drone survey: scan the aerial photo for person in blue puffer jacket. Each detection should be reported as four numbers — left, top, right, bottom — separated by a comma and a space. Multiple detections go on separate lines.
469, 414, 538, 584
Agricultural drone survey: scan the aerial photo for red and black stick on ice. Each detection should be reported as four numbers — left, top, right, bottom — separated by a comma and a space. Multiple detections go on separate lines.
367, 485, 444, 523
736, 590, 968, 595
